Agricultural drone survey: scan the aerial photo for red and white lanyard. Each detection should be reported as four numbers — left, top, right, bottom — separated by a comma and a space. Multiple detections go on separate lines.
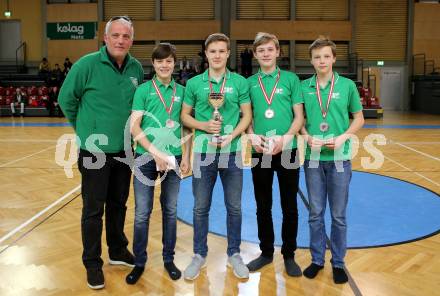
258, 69, 280, 107
152, 78, 176, 117
315, 74, 335, 119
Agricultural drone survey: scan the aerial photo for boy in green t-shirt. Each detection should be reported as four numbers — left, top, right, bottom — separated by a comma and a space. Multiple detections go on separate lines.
126, 43, 191, 284
301, 37, 364, 284
181, 33, 252, 280
246, 32, 304, 277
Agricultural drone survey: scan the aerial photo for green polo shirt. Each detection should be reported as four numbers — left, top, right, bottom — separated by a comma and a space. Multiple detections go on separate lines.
183, 69, 251, 153
59, 46, 144, 153
302, 72, 363, 161
248, 67, 303, 150
132, 78, 185, 156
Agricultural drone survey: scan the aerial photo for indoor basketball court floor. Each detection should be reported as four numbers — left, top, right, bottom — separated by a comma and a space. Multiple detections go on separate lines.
0, 111, 439, 295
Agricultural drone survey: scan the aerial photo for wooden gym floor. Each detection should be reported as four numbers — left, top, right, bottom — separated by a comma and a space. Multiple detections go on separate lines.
0, 111, 439, 295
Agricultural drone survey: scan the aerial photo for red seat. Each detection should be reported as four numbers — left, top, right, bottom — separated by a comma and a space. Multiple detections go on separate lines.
38, 95, 49, 107
5, 96, 14, 105
5, 86, 16, 97
369, 96, 381, 109
28, 95, 39, 107
39, 86, 49, 96
360, 96, 368, 108
27, 86, 38, 96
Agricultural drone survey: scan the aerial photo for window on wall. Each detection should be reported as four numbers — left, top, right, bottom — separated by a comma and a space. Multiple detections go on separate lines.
295, 41, 349, 61
130, 42, 156, 61
354, 0, 407, 61
161, 0, 215, 20
104, 0, 155, 20
237, 41, 290, 69
296, 0, 349, 20
159, 42, 204, 60
47, 0, 97, 3
237, 0, 290, 20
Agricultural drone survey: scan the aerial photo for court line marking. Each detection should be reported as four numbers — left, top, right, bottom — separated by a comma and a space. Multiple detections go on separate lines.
0, 139, 74, 168
393, 142, 440, 162
0, 139, 58, 143
0, 145, 56, 168
0, 184, 81, 246
0, 192, 81, 255
384, 155, 440, 187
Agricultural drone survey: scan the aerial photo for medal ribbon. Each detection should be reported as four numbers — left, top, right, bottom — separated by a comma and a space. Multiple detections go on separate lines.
258, 69, 280, 107
208, 70, 227, 95
315, 74, 335, 119
152, 78, 176, 118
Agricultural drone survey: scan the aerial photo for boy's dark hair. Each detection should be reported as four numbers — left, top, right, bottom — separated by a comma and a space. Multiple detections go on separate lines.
151, 43, 177, 62
309, 36, 337, 57
205, 33, 230, 50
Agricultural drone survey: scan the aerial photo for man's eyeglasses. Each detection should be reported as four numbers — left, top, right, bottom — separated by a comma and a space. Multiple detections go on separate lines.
109, 16, 132, 23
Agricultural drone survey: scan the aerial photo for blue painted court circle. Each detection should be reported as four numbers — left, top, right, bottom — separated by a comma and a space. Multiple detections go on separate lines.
177, 169, 440, 248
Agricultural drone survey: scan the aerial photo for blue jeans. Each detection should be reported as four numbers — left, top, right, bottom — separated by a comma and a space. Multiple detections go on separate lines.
132, 153, 181, 266
304, 160, 352, 268
192, 152, 243, 257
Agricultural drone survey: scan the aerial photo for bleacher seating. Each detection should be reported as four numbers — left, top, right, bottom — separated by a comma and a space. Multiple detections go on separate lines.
0, 85, 62, 117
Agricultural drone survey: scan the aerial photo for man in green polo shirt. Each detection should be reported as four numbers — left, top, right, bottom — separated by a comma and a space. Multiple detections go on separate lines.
180, 33, 252, 280
246, 32, 304, 277
300, 37, 364, 284
59, 16, 144, 290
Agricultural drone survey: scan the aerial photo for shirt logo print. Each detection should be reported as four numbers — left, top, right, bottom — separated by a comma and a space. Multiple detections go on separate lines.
130, 77, 138, 87
332, 92, 340, 99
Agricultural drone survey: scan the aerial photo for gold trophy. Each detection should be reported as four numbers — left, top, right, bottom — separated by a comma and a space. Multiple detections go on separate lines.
208, 92, 225, 143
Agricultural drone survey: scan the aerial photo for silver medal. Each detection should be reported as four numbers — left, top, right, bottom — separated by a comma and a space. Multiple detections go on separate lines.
319, 122, 329, 132
265, 108, 275, 119
166, 119, 175, 129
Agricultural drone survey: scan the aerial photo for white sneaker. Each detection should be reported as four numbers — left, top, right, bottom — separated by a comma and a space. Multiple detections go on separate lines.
227, 253, 249, 279
184, 254, 206, 280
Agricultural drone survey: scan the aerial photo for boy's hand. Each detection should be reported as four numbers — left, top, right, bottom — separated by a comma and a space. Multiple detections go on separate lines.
203, 119, 222, 134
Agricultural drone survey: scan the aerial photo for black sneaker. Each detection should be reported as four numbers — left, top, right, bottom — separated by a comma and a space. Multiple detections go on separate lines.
332, 267, 348, 284
126, 266, 145, 285
284, 257, 302, 277
246, 255, 273, 272
87, 268, 105, 289
109, 250, 135, 267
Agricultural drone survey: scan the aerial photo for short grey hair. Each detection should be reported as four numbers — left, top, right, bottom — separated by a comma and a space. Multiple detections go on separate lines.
104, 16, 134, 39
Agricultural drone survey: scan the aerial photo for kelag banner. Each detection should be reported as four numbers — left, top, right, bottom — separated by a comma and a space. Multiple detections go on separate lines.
47, 22, 97, 40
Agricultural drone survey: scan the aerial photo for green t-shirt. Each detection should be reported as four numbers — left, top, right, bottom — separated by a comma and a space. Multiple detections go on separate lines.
302, 72, 363, 161
183, 69, 251, 153
248, 67, 304, 150
132, 78, 185, 156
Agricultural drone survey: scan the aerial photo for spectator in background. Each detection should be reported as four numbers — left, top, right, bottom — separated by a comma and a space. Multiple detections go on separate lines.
39, 57, 51, 82
64, 57, 73, 75
240, 46, 253, 77
179, 56, 191, 71
10, 88, 25, 117
49, 63, 63, 87
180, 68, 191, 85
39, 57, 51, 73
192, 53, 202, 73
